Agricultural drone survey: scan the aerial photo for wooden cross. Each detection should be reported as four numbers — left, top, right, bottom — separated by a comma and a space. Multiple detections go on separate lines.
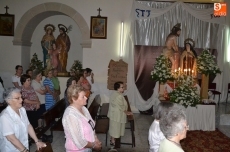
4, 5, 9, 14
97, 8, 102, 17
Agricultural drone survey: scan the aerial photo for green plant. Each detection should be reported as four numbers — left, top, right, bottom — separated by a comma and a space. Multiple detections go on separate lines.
197, 50, 221, 76
151, 54, 174, 83
29, 53, 44, 71
70, 60, 82, 72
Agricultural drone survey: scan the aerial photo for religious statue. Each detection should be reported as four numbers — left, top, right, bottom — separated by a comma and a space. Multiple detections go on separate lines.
162, 23, 181, 72
41, 24, 56, 68
49, 44, 61, 70
56, 24, 71, 73
180, 38, 197, 77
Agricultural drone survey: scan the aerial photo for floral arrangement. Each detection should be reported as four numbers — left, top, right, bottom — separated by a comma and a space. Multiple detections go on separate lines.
70, 60, 82, 72
197, 50, 221, 76
29, 53, 44, 71
169, 74, 200, 108
151, 54, 174, 83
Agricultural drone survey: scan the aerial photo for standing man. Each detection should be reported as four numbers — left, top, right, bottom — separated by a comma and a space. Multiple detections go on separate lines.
56, 24, 71, 73
162, 23, 181, 71
12, 65, 23, 89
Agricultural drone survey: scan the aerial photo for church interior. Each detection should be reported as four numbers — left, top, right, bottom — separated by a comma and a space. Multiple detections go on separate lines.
1, 0, 230, 151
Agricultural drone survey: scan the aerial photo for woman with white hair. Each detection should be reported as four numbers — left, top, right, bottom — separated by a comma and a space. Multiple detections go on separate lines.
159, 106, 188, 152
0, 87, 46, 152
148, 102, 174, 152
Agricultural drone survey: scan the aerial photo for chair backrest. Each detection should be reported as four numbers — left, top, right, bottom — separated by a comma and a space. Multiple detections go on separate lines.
88, 94, 101, 120
42, 99, 66, 127
124, 95, 131, 112
208, 83, 216, 90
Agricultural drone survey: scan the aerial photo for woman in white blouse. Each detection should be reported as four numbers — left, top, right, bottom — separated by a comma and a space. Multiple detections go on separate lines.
62, 85, 102, 152
148, 102, 174, 152
31, 69, 47, 128
0, 87, 46, 152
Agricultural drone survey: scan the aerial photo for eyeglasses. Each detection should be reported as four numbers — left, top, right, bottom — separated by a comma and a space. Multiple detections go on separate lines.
88, 120, 95, 131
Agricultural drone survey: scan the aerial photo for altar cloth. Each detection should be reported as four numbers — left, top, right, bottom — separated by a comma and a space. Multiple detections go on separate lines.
186, 104, 215, 131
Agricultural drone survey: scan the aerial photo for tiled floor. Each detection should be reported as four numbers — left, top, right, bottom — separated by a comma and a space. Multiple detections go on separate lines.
30, 102, 230, 152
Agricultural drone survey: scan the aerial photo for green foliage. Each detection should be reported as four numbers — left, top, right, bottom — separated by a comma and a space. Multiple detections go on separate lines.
29, 53, 44, 71
151, 54, 174, 83
70, 60, 82, 72
197, 50, 221, 76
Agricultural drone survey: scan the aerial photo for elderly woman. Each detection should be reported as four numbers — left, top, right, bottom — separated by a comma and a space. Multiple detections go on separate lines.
0, 87, 46, 152
64, 77, 79, 107
159, 106, 188, 152
43, 69, 56, 110
21, 74, 40, 129
107, 81, 132, 146
62, 85, 102, 152
148, 102, 174, 152
31, 69, 47, 128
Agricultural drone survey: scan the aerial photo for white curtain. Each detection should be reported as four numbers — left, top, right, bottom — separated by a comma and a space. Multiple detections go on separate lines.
123, 0, 228, 111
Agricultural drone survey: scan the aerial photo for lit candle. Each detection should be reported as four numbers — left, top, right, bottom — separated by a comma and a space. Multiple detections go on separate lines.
189, 69, 191, 75
192, 70, 194, 77
179, 67, 181, 75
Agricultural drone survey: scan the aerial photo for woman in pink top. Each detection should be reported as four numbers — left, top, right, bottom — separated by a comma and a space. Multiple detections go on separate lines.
62, 85, 102, 152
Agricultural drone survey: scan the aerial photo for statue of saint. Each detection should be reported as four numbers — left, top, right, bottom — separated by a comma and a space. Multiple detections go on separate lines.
41, 24, 56, 68
49, 44, 61, 70
56, 24, 71, 73
180, 38, 197, 77
162, 23, 181, 72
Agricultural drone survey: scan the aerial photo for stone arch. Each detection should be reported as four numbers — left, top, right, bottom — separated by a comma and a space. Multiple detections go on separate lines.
13, 2, 91, 48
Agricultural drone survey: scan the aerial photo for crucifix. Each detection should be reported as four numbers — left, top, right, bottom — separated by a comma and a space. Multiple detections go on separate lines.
97, 8, 102, 17
4, 5, 9, 14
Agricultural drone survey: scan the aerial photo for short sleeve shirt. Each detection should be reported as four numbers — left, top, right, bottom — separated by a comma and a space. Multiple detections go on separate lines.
0, 106, 30, 152
51, 77, 60, 90
31, 80, 45, 104
12, 75, 22, 86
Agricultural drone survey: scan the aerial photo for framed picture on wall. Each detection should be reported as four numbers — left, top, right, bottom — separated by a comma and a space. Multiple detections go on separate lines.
0, 14, 14, 36
90, 16, 107, 39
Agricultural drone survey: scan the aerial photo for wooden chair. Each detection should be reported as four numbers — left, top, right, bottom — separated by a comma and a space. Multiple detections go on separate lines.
36, 99, 66, 139
208, 83, 221, 105
35, 142, 53, 152
89, 96, 109, 146
226, 83, 230, 103
88, 94, 101, 121
99, 103, 109, 118
122, 95, 135, 147
95, 116, 109, 146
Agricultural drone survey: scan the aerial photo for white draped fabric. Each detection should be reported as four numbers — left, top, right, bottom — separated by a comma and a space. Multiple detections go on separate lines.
123, 0, 229, 111
186, 105, 215, 131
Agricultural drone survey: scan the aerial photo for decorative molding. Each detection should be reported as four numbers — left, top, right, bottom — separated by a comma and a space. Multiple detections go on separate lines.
12, 40, 32, 46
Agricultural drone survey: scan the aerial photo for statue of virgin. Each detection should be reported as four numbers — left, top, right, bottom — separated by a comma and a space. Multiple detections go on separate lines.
180, 38, 198, 77
41, 24, 56, 68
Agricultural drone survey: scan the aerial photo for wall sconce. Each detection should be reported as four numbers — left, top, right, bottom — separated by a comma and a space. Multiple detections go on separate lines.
120, 22, 124, 58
